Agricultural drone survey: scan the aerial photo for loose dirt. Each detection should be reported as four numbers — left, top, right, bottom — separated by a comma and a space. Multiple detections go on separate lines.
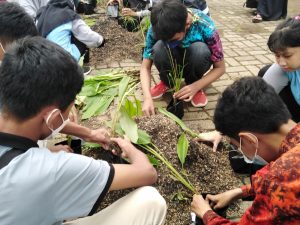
83, 114, 243, 225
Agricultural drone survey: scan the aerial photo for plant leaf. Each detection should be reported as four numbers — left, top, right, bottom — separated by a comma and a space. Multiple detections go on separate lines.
124, 98, 137, 118
147, 154, 160, 166
83, 142, 101, 148
119, 107, 138, 143
118, 76, 131, 99
81, 96, 102, 119
134, 97, 142, 116
177, 133, 189, 167
136, 129, 151, 144
158, 107, 199, 137
95, 96, 114, 115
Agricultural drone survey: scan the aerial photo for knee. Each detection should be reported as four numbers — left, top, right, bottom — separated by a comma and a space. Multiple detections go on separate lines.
135, 186, 167, 213
153, 41, 168, 62
187, 42, 211, 59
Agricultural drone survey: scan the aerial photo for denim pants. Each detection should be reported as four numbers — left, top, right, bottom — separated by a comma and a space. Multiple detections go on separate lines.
152, 41, 212, 87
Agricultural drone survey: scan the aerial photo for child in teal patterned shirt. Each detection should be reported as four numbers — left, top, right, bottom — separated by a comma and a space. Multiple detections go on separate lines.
140, 0, 225, 116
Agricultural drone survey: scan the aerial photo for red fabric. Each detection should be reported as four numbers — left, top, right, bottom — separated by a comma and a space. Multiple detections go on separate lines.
203, 123, 300, 225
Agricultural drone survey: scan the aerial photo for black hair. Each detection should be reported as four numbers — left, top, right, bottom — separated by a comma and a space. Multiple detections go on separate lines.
268, 16, 300, 53
151, 0, 187, 41
0, 36, 83, 121
0, 2, 38, 46
213, 77, 291, 140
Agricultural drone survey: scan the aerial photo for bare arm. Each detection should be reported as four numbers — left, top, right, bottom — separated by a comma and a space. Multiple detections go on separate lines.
140, 58, 155, 116
174, 59, 226, 100
61, 122, 110, 149
109, 137, 157, 190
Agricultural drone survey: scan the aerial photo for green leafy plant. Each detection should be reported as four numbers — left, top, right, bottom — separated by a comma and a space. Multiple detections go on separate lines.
166, 48, 186, 103
177, 133, 189, 168
77, 70, 138, 120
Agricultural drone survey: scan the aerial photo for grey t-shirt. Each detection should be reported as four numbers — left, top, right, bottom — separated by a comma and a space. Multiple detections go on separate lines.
0, 147, 114, 225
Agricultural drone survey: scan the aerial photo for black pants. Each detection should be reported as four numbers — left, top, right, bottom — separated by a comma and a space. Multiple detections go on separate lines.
71, 35, 89, 64
258, 65, 300, 122
153, 41, 212, 87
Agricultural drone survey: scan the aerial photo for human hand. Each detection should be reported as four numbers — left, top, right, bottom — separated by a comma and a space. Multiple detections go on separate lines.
110, 136, 138, 158
142, 98, 155, 117
84, 128, 111, 150
194, 130, 223, 152
122, 8, 137, 17
191, 194, 212, 219
174, 83, 199, 101
49, 144, 73, 153
206, 188, 243, 210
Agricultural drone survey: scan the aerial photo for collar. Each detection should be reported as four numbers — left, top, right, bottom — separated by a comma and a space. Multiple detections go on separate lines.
279, 123, 300, 155
0, 132, 38, 151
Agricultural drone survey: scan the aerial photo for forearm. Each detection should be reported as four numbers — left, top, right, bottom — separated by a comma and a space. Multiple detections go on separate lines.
140, 60, 153, 100
194, 60, 225, 90
61, 122, 92, 141
203, 211, 239, 225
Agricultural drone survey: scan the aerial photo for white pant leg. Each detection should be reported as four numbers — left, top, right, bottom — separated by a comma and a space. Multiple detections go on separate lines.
64, 186, 167, 225
263, 63, 289, 94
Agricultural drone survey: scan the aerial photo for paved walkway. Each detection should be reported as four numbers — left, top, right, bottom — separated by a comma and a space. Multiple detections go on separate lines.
92, 0, 298, 132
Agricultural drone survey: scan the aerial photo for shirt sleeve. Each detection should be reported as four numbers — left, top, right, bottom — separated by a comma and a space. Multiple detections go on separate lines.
204, 30, 224, 62
72, 19, 104, 48
241, 184, 255, 198
263, 63, 289, 94
143, 26, 157, 59
52, 152, 114, 221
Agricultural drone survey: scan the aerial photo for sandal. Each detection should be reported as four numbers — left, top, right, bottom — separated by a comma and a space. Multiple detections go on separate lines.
252, 14, 263, 23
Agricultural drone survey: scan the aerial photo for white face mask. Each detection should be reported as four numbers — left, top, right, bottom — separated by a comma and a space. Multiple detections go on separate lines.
45, 109, 69, 139
239, 134, 268, 166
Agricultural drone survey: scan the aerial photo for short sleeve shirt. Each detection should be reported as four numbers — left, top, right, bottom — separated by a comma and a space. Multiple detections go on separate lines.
284, 68, 300, 105
0, 147, 114, 225
143, 8, 224, 62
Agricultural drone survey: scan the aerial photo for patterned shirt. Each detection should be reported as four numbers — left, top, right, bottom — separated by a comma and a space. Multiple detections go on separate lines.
143, 8, 223, 62
203, 123, 300, 225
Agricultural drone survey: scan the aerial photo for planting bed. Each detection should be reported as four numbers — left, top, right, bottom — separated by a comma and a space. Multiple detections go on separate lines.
89, 14, 142, 65
83, 114, 243, 224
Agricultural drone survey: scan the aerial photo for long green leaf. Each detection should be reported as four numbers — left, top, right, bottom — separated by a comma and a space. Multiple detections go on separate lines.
134, 97, 142, 116
158, 107, 199, 137
119, 107, 138, 143
118, 76, 131, 99
94, 96, 115, 115
177, 133, 189, 167
124, 98, 137, 118
82, 96, 109, 120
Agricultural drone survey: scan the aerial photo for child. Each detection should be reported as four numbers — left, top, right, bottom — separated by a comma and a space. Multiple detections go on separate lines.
259, 16, 300, 121
109, 0, 209, 19
0, 1, 38, 61
140, 0, 225, 116
0, 36, 166, 225
36, 0, 104, 73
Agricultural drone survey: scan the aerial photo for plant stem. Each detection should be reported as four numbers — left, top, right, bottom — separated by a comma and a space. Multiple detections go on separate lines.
139, 144, 198, 194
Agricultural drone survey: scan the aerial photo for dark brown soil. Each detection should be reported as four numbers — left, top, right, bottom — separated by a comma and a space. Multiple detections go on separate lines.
83, 113, 243, 224
89, 14, 143, 66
